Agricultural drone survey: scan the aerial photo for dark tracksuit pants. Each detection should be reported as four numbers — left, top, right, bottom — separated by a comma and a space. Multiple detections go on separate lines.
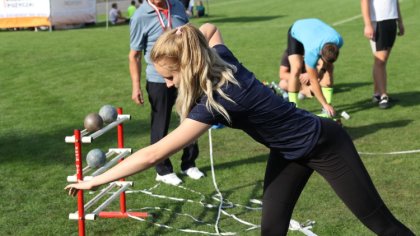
261, 118, 414, 236
146, 81, 199, 175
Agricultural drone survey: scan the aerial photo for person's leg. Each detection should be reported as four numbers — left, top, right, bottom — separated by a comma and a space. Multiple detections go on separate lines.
373, 49, 391, 98
319, 66, 334, 104
146, 81, 177, 175
279, 79, 288, 91
306, 118, 414, 235
287, 28, 304, 106
180, 142, 199, 171
261, 150, 313, 236
180, 142, 204, 179
288, 55, 304, 97
371, 20, 397, 108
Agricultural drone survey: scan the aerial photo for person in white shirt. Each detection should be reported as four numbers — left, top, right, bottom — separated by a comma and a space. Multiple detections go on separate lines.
109, 3, 128, 25
361, 0, 405, 109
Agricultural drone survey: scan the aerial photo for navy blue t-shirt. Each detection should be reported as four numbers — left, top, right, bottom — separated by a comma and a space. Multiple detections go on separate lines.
187, 45, 321, 160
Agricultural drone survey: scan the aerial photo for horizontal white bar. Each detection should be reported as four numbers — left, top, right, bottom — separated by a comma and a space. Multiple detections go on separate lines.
115, 181, 133, 187
108, 148, 132, 154
83, 115, 130, 143
69, 212, 79, 220
69, 212, 97, 221
64, 114, 130, 143
67, 175, 93, 182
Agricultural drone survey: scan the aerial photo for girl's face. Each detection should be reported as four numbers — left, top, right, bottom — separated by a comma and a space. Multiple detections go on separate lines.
154, 58, 180, 88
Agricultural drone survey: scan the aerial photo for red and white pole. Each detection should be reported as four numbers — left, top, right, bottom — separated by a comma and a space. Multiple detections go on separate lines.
117, 107, 127, 213
74, 129, 85, 236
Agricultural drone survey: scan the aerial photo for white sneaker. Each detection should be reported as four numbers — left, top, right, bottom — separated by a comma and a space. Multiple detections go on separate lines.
298, 92, 306, 100
155, 173, 182, 186
181, 167, 204, 180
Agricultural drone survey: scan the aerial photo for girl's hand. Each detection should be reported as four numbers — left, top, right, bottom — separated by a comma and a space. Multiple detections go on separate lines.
64, 181, 95, 197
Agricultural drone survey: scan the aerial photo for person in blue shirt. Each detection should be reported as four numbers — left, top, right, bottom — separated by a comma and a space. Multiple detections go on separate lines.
128, 0, 203, 186
286, 18, 343, 117
278, 49, 334, 102
66, 24, 414, 236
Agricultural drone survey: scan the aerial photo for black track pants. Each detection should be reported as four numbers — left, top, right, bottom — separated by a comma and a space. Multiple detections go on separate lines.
261, 118, 414, 236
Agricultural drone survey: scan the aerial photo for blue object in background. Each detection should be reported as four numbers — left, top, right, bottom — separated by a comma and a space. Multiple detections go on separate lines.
211, 123, 225, 129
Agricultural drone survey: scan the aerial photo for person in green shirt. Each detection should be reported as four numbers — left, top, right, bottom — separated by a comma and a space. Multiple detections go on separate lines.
127, 1, 138, 19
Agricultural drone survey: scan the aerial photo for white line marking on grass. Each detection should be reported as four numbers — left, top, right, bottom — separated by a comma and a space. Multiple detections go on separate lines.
359, 149, 420, 155
333, 0, 404, 26
333, 14, 362, 26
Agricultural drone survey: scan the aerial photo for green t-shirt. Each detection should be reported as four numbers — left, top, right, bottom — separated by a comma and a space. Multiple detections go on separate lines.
127, 5, 136, 18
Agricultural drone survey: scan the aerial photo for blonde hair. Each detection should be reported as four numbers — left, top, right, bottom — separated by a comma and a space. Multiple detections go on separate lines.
150, 24, 238, 123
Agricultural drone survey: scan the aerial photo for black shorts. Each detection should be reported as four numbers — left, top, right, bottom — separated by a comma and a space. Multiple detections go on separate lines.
286, 27, 304, 56
280, 50, 306, 73
373, 19, 397, 51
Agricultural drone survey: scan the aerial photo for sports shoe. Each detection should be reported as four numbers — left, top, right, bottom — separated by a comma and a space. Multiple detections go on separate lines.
181, 167, 204, 180
155, 173, 182, 186
282, 92, 289, 100
298, 92, 306, 100
378, 95, 390, 109
372, 94, 381, 103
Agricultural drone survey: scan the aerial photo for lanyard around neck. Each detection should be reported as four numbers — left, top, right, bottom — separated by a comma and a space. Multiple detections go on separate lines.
148, 0, 172, 31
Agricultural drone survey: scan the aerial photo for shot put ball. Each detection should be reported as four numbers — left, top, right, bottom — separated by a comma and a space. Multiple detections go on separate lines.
99, 105, 118, 124
86, 149, 106, 168
84, 113, 104, 132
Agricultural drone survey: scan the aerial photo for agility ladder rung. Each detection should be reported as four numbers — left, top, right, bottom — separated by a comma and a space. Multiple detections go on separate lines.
67, 149, 132, 182
65, 115, 131, 143
69, 181, 133, 220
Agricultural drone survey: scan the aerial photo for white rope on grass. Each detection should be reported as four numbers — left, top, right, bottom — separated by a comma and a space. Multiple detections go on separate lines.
128, 212, 235, 235
124, 181, 317, 235
118, 128, 318, 235
208, 128, 224, 235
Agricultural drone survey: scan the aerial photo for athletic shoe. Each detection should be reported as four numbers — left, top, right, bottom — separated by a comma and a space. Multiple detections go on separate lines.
181, 167, 204, 180
282, 92, 289, 101
156, 173, 182, 186
298, 92, 306, 100
372, 94, 381, 103
378, 95, 390, 109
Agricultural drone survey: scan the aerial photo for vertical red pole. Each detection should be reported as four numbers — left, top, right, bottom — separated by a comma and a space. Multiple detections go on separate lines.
117, 107, 127, 213
74, 130, 85, 236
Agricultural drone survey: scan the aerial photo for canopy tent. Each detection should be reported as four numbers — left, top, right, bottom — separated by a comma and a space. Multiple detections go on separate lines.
0, 0, 96, 29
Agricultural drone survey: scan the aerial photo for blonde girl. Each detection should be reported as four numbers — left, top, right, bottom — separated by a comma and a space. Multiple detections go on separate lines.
66, 24, 414, 236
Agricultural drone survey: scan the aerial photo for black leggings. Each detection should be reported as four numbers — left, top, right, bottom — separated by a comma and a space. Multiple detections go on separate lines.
261, 118, 414, 236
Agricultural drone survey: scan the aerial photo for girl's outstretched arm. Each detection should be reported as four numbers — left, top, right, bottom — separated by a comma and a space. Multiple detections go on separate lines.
65, 119, 210, 196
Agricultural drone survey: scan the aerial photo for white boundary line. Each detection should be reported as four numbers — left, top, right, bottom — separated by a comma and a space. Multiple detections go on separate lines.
333, 14, 362, 26
359, 149, 420, 155
332, 0, 404, 26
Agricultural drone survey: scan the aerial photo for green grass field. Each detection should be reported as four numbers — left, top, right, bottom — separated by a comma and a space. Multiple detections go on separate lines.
0, 0, 419, 235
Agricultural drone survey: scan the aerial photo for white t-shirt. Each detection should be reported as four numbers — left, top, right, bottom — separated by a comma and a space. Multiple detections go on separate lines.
370, 0, 399, 21
109, 8, 119, 24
